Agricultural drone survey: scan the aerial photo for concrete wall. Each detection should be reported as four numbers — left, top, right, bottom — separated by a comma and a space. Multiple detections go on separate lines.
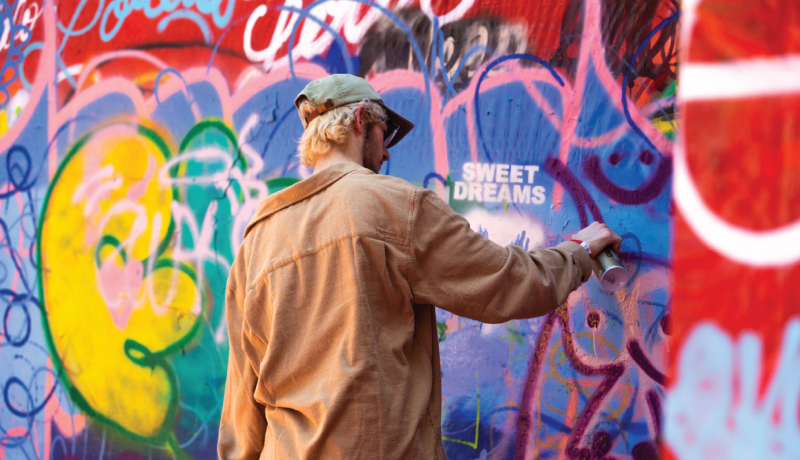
0, 0, 677, 458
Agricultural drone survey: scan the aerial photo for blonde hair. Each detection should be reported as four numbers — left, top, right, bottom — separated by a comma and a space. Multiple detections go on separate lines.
297, 98, 387, 167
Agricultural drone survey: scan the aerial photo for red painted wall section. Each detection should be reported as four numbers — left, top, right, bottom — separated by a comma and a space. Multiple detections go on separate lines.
668, 0, 800, 458
1, 1, 679, 459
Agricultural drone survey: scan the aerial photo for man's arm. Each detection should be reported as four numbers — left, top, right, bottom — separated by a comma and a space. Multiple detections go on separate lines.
218, 266, 267, 460
407, 189, 619, 323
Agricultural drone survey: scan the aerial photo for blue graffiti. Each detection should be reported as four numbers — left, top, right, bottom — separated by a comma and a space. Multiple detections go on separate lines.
474, 53, 565, 163
0, 0, 33, 109
100, 0, 235, 41
157, 9, 213, 43
621, 12, 680, 157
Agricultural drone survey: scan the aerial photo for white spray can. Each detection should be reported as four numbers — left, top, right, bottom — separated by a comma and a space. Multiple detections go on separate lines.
594, 246, 629, 291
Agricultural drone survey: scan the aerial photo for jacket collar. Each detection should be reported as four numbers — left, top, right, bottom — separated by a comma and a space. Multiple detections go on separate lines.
244, 161, 367, 238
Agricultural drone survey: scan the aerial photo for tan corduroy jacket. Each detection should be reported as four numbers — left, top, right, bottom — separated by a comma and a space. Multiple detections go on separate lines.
218, 161, 592, 460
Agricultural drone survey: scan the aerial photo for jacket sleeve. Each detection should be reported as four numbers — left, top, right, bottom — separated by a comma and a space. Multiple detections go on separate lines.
218, 261, 267, 460
407, 188, 593, 323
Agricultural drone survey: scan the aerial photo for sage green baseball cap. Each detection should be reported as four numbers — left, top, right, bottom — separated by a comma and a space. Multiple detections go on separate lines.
294, 74, 414, 148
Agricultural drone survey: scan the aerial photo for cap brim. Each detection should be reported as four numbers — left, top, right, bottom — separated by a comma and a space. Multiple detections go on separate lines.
379, 103, 414, 148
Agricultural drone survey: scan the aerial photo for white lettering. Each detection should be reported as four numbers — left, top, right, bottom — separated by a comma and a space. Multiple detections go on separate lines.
462, 162, 476, 182
0, 0, 43, 51
483, 183, 497, 202
0, 18, 10, 52
513, 185, 530, 204
524, 165, 539, 184
496, 164, 509, 183
497, 184, 511, 203
531, 185, 545, 204
476, 163, 496, 182
244, 3, 301, 68
453, 163, 545, 203
453, 181, 467, 200
420, 0, 475, 26
242, 0, 395, 71
468, 182, 482, 202
510, 165, 523, 183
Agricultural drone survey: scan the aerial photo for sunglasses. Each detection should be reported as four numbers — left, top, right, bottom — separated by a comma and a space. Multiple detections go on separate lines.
383, 121, 400, 148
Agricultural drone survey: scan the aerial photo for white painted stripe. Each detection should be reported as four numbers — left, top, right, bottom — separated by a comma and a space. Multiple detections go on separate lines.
681, 55, 800, 101
673, 142, 800, 267
57, 64, 84, 84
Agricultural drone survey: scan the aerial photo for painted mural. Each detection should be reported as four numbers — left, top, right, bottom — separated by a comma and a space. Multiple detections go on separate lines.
0, 0, 677, 459
667, 0, 800, 459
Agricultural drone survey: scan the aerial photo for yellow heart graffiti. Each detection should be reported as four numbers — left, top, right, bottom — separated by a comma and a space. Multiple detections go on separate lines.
38, 123, 201, 442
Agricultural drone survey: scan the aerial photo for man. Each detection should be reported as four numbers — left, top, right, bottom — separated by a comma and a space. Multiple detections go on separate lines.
218, 74, 621, 459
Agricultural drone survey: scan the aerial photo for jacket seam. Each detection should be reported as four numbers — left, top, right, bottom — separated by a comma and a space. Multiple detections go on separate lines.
409, 189, 439, 459
412, 317, 433, 362
406, 188, 419, 303
376, 227, 405, 244
405, 187, 414, 247
427, 409, 441, 460
255, 232, 388, 282
244, 166, 362, 238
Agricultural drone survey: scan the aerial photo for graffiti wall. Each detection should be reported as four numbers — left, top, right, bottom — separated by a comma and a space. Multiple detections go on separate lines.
0, 0, 677, 458
666, 0, 800, 459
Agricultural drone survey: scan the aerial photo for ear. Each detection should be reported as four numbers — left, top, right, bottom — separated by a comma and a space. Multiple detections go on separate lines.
353, 106, 367, 134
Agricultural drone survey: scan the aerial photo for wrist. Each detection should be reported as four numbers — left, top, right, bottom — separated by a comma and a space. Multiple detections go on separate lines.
571, 239, 592, 256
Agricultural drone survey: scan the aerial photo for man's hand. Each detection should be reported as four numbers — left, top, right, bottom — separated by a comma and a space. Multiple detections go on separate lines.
572, 222, 622, 257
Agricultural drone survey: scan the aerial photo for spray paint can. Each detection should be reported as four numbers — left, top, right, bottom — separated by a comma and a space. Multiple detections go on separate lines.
594, 246, 629, 291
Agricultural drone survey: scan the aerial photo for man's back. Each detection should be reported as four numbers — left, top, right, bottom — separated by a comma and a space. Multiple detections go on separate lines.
219, 161, 593, 459
217, 74, 616, 460
220, 162, 447, 459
